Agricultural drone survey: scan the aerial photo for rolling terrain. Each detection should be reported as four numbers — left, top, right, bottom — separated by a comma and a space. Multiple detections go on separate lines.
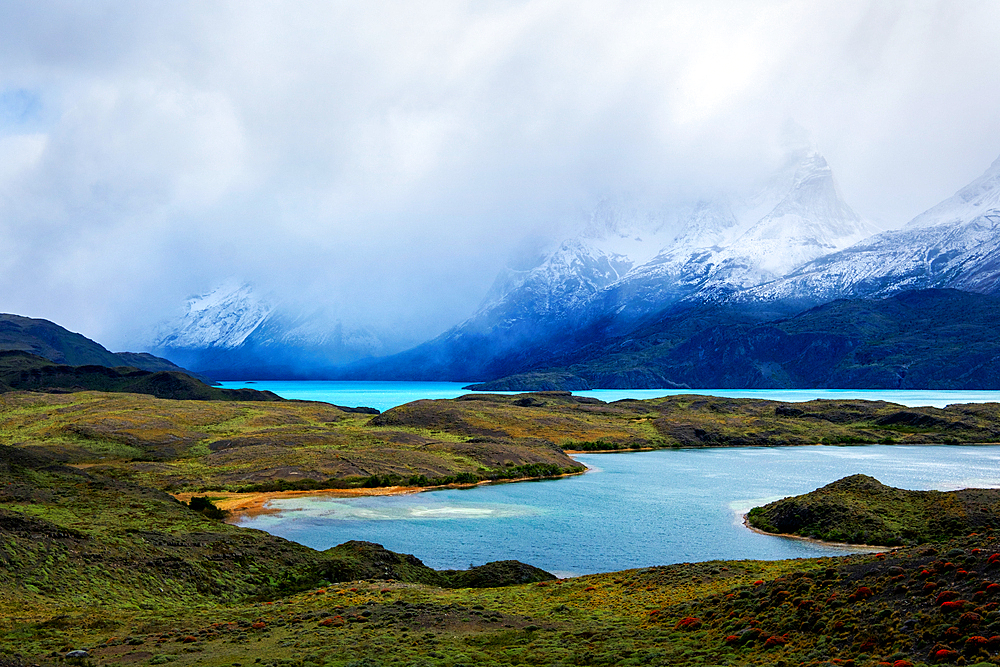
4, 390, 1000, 496
0, 351, 284, 401
6, 391, 1000, 665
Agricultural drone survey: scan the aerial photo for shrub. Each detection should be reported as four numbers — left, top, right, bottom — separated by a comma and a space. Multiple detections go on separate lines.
936, 590, 961, 605
673, 616, 702, 631
932, 648, 959, 663
848, 586, 873, 602
187, 496, 226, 520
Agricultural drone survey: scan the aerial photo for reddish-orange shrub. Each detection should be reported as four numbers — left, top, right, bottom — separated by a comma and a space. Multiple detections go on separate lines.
933, 648, 959, 662
673, 616, 702, 631
936, 590, 961, 605
959, 611, 982, 626
848, 586, 873, 602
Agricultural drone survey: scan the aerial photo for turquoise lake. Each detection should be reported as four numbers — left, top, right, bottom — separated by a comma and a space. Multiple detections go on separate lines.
227, 382, 1000, 576
237, 445, 1000, 577
218, 379, 1000, 412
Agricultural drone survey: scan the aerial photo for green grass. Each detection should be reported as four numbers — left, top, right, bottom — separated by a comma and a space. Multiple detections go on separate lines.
748, 474, 1000, 546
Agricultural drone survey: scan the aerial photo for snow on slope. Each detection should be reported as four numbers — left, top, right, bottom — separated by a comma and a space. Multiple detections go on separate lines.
465, 148, 877, 331
155, 281, 274, 350
906, 155, 1000, 229
740, 154, 1000, 303
467, 198, 678, 328
704, 152, 873, 285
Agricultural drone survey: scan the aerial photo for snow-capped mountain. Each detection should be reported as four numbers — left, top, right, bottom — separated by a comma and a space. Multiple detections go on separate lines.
364, 147, 879, 380
155, 281, 274, 350
739, 155, 1000, 304
466, 198, 677, 331
598, 151, 874, 315
466, 147, 874, 334
152, 281, 385, 378
149, 150, 1000, 385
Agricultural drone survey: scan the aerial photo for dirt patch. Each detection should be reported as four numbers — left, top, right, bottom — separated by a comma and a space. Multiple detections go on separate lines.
173, 486, 424, 519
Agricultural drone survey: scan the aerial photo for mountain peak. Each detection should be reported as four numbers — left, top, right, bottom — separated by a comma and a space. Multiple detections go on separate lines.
906, 154, 1000, 229
155, 281, 274, 350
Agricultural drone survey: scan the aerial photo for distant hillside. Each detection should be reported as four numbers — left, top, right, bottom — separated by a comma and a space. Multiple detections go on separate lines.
0, 313, 213, 383
0, 351, 284, 401
467, 289, 1000, 390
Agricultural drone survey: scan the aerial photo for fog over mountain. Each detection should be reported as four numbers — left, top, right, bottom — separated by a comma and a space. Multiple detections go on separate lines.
1, 1, 999, 356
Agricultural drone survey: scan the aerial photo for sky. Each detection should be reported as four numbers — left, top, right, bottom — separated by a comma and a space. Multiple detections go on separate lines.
1, 0, 999, 352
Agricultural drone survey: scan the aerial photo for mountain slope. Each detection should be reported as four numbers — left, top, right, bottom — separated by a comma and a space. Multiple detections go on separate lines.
741, 156, 1000, 304
467, 289, 1000, 390
599, 151, 873, 317
155, 282, 386, 379
0, 313, 209, 381
356, 149, 875, 381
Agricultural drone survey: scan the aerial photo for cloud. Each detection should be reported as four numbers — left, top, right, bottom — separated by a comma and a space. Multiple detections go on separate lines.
0, 0, 998, 350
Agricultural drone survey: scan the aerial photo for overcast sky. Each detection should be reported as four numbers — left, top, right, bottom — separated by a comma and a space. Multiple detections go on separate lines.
1, 0, 999, 350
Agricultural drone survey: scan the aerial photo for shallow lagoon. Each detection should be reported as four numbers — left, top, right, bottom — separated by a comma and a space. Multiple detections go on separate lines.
237, 444, 1000, 577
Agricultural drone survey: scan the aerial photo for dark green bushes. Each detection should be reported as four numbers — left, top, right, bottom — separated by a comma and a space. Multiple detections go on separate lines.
187, 496, 227, 520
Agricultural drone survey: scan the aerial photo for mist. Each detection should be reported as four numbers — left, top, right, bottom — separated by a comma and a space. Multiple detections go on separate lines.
1, 0, 999, 351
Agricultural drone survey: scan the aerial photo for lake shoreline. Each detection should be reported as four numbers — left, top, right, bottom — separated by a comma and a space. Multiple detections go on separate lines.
742, 513, 891, 552
174, 467, 591, 521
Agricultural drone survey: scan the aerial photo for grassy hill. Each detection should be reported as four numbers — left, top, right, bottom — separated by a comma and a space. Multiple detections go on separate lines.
0, 313, 212, 382
4, 391, 1000, 664
2, 390, 1000, 495
748, 474, 1000, 546
0, 390, 586, 492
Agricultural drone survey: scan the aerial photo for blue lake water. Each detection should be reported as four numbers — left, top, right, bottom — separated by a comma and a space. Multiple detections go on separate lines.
219, 379, 1000, 412
237, 445, 1000, 577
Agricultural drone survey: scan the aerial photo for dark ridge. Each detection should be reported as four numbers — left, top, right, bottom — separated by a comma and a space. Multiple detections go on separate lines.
0, 350, 283, 402
0, 312, 212, 383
